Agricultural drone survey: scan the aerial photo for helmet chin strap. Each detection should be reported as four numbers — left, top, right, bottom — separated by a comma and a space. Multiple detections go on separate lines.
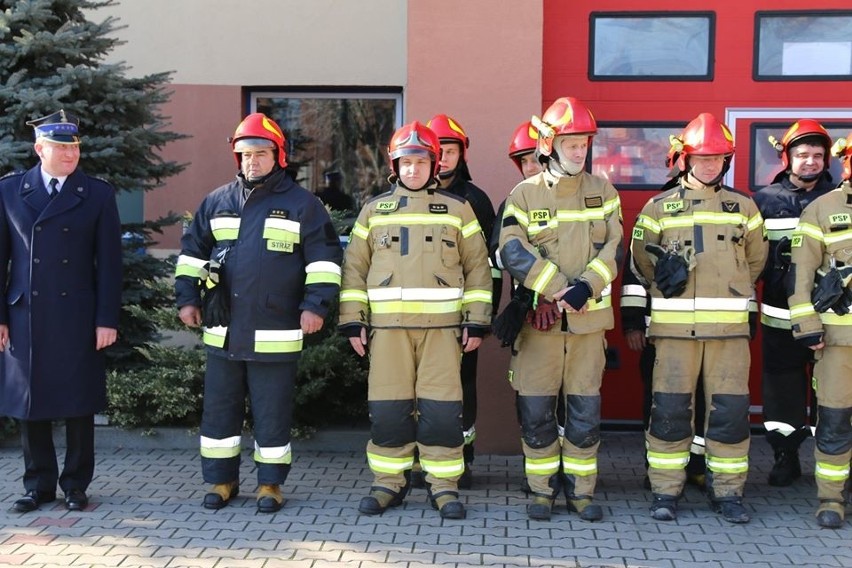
791, 170, 821, 183
437, 168, 455, 180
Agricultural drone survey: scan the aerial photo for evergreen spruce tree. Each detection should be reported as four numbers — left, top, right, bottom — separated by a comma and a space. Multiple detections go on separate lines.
0, 0, 188, 373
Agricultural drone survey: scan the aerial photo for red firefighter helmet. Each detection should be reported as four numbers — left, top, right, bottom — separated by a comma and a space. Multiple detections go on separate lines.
831, 133, 852, 181
508, 121, 538, 171
533, 97, 597, 159
388, 121, 442, 177
770, 119, 832, 172
230, 113, 287, 168
426, 114, 469, 159
673, 113, 735, 172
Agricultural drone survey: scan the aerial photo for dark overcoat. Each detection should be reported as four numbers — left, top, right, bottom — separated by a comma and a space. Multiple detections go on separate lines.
0, 165, 122, 420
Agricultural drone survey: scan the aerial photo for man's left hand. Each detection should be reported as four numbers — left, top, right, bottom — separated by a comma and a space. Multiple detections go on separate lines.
301, 311, 324, 334
96, 327, 118, 350
462, 328, 482, 353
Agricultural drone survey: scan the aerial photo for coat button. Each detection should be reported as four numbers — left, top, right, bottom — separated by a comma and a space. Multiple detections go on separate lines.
63, 227, 70, 232
62, 259, 69, 264
60, 292, 67, 297
33, 258, 40, 264
32, 291, 38, 296
35, 226, 42, 232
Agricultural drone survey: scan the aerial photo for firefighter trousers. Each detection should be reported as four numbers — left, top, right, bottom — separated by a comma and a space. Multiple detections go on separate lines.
513, 327, 606, 498
461, 349, 478, 464
366, 328, 464, 496
761, 325, 816, 451
812, 346, 852, 505
200, 355, 297, 486
647, 338, 751, 499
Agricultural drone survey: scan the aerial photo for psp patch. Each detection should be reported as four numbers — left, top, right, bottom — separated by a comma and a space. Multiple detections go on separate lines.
429, 203, 448, 214
663, 200, 684, 213
530, 209, 551, 222
829, 213, 851, 226
375, 201, 398, 212
791, 234, 803, 248
632, 227, 645, 240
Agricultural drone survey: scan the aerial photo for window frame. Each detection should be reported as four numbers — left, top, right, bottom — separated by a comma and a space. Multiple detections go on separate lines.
753, 10, 852, 82
588, 11, 716, 82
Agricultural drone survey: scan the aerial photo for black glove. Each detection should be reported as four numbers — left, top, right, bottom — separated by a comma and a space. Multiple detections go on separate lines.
811, 267, 844, 313
830, 286, 852, 316
202, 259, 231, 328
492, 285, 534, 347
773, 236, 792, 269
557, 281, 592, 311
645, 243, 689, 298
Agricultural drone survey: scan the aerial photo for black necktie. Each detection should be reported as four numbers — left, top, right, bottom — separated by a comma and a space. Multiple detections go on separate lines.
48, 178, 59, 199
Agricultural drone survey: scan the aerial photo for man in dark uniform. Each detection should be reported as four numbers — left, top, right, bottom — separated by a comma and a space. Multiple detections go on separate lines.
425, 113, 498, 488
176, 113, 342, 513
0, 110, 123, 513
754, 120, 835, 486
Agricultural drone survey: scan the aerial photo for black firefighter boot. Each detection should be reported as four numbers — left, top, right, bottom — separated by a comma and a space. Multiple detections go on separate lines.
769, 449, 802, 486
768, 428, 808, 487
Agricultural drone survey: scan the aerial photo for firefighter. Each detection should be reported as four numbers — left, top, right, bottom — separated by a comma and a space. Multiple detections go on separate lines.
424, 113, 499, 489
498, 97, 623, 522
339, 121, 492, 520
175, 113, 343, 513
620, 145, 708, 491
787, 133, 852, 529
631, 113, 768, 524
491, 121, 547, 495
754, 120, 835, 486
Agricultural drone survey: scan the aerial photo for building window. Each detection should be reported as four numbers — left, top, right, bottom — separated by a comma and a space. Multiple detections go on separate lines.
591, 123, 686, 189
589, 12, 714, 80
749, 122, 850, 190
754, 11, 852, 80
250, 90, 402, 210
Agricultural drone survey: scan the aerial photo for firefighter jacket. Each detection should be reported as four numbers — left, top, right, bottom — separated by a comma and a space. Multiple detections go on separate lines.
498, 170, 623, 335
631, 176, 768, 340
789, 181, 852, 347
339, 183, 492, 330
754, 174, 834, 329
175, 169, 343, 361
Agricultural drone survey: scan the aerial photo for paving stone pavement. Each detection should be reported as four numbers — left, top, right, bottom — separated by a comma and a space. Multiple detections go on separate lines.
0, 432, 849, 568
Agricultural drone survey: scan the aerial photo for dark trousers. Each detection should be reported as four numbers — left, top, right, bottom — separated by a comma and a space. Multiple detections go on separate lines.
20, 415, 95, 494
461, 349, 477, 463
761, 325, 816, 451
201, 356, 297, 485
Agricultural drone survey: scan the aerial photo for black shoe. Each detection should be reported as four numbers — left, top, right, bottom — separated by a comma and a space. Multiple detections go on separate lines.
457, 464, 473, 490
527, 495, 553, 521
568, 498, 603, 522
64, 489, 88, 511
817, 509, 843, 529
12, 490, 56, 513
650, 495, 678, 521
358, 486, 405, 516
711, 498, 750, 524
768, 450, 801, 487
431, 493, 466, 520
202, 481, 239, 510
